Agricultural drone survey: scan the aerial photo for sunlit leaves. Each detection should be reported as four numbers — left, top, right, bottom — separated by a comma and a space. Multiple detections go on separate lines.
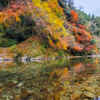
0, 12, 5, 24
15, 15, 21, 22
70, 10, 79, 23
32, 0, 70, 50
32, 0, 41, 7
0, 0, 96, 52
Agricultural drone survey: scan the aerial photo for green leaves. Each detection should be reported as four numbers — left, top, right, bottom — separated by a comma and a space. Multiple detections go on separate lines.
0, 38, 17, 47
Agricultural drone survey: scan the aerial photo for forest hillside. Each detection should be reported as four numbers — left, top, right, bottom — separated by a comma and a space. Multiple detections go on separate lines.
0, 0, 98, 58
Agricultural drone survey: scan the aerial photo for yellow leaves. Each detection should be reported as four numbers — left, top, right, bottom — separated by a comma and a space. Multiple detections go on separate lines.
53, 33, 60, 39
49, 36, 68, 50
32, 0, 41, 7
45, 7, 52, 13
61, 27, 70, 36
15, 15, 21, 22
56, 41, 62, 49
95, 59, 99, 64
62, 42, 68, 50
42, 2, 48, 7
42, 2, 51, 13
53, 19, 63, 27
0, 12, 5, 24
56, 38, 68, 50
31, 0, 71, 50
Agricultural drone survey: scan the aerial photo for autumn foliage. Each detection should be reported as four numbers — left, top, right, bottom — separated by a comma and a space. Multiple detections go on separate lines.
70, 10, 79, 23
0, 0, 97, 54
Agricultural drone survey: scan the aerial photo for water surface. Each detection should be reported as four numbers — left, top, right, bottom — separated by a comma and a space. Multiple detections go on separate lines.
0, 57, 99, 100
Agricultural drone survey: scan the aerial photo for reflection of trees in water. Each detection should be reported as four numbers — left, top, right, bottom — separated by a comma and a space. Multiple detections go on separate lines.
69, 58, 98, 85
71, 58, 97, 73
0, 58, 99, 100
34, 58, 99, 100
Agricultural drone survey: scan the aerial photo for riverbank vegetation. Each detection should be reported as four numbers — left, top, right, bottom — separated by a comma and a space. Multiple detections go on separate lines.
0, 0, 98, 56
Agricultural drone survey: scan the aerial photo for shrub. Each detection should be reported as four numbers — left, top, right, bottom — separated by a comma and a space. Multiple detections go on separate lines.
5, 15, 35, 41
0, 14, 37, 47
0, 38, 17, 47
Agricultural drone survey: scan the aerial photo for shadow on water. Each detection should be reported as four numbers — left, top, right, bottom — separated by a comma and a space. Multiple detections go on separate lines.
0, 57, 100, 100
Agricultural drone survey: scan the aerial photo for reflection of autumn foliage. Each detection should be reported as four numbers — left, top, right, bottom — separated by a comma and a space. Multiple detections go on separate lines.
39, 59, 98, 100
71, 59, 97, 74
44, 68, 70, 100
49, 68, 70, 81
74, 63, 85, 73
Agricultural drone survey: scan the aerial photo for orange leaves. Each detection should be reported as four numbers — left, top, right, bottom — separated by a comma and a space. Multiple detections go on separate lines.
73, 46, 83, 52
0, 12, 5, 24
15, 14, 21, 22
56, 39, 68, 50
56, 41, 62, 49
70, 10, 79, 23
72, 26, 92, 48
0, 1, 27, 25
79, 29, 92, 40
49, 68, 69, 81
73, 42, 84, 52
66, 10, 95, 52
72, 27, 77, 33
7, 9, 13, 15
74, 63, 85, 73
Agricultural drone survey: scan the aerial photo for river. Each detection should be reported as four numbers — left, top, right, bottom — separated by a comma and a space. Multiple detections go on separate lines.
0, 57, 99, 100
